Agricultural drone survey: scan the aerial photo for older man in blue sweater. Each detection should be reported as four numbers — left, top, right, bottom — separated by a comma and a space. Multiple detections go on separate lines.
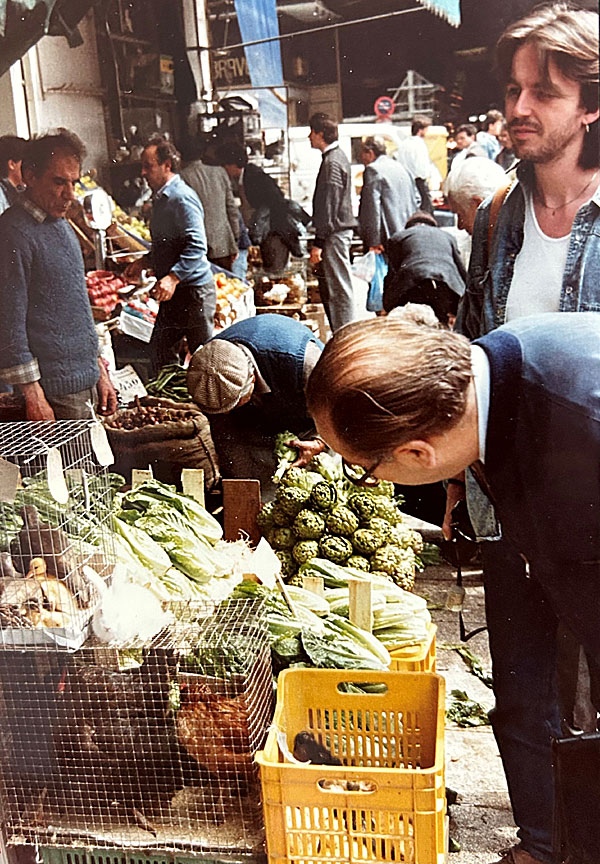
0, 131, 117, 421
125, 136, 215, 372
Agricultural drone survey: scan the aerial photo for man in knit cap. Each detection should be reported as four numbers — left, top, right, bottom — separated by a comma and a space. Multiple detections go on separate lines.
0, 130, 117, 420
187, 314, 322, 492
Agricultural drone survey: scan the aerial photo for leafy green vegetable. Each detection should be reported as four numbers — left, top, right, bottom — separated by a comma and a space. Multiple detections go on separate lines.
300, 557, 378, 587
285, 585, 330, 616
0, 503, 23, 551
11, 468, 124, 544
446, 690, 490, 726
112, 515, 171, 577
273, 431, 300, 483
418, 543, 443, 567
182, 630, 251, 678
301, 614, 390, 670
119, 479, 222, 543
443, 644, 494, 689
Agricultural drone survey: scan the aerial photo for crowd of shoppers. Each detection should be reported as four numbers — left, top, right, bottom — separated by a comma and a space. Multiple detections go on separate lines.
1, 10, 599, 863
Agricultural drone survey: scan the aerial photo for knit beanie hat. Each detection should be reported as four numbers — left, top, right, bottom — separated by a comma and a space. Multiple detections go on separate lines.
187, 341, 255, 413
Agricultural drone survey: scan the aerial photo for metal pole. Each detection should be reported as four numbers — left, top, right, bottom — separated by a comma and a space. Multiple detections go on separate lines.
334, 27, 343, 120
187, 6, 424, 53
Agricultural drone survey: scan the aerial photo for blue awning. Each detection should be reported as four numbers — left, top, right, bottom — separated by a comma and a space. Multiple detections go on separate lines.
233, 0, 284, 88
416, 0, 460, 28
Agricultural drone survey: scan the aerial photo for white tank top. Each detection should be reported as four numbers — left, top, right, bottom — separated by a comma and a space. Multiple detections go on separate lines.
505, 189, 570, 322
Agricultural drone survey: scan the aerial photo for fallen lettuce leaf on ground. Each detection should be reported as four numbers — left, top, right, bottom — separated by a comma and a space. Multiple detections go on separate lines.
446, 689, 490, 727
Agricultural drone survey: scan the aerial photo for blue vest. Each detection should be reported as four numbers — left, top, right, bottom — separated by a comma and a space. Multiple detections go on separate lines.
214, 314, 323, 425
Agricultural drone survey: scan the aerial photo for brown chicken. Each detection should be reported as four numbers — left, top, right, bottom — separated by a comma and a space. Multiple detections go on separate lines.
176, 682, 254, 781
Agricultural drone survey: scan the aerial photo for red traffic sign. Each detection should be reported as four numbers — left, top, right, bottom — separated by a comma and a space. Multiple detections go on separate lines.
374, 96, 395, 118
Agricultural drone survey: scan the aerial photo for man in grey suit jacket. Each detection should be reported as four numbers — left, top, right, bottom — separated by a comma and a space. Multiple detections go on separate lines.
181, 155, 240, 271
358, 136, 418, 253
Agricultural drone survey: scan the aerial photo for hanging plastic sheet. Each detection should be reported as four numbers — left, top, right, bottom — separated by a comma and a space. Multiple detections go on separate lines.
0, 0, 98, 75
416, 0, 461, 27
233, 0, 284, 87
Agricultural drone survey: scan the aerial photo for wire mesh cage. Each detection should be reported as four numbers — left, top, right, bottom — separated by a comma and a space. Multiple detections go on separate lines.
0, 597, 273, 856
0, 421, 118, 648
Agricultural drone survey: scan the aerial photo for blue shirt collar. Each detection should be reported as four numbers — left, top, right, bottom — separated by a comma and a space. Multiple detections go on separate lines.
154, 173, 179, 200
471, 344, 490, 462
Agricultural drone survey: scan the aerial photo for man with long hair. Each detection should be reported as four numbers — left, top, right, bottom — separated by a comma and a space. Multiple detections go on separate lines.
449, 4, 599, 862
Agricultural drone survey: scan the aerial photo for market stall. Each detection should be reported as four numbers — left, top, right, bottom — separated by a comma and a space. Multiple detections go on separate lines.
0, 419, 444, 864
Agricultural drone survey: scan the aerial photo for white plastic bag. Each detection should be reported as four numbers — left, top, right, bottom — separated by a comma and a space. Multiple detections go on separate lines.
351, 250, 376, 283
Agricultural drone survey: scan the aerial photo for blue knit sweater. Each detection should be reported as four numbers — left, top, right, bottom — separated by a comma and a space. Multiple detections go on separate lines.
0, 204, 99, 397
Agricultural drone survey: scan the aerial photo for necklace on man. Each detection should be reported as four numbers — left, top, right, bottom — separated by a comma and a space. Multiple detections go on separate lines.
535, 170, 599, 216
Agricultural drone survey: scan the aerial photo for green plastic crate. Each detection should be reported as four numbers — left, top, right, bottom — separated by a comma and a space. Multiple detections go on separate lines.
40, 847, 265, 864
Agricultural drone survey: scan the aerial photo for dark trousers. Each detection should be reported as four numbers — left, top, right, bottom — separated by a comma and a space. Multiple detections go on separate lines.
483, 538, 561, 864
149, 282, 216, 374
209, 254, 237, 272
416, 177, 434, 215
209, 403, 282, 501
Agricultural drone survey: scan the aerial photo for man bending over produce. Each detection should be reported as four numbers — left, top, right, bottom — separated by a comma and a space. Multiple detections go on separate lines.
187, 314, 322, 496
0, 130, 117, 420
307, 314, 600, 864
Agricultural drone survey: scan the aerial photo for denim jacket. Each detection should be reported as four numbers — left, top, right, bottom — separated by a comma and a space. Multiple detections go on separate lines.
456, 160, 600, 539
456, 160, 600, 341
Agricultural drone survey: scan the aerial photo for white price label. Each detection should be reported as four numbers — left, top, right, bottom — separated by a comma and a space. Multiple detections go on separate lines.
111, 364, 147, 403
0, 458, 20, 503
47, 447, 69, 504
90, 423, 114, 467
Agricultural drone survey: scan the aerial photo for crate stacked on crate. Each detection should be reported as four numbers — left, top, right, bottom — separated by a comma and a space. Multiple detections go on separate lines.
0, 421, 117, 648
389, 622, 437, 673
257, 668, 446, 864
0, 597, 273, 858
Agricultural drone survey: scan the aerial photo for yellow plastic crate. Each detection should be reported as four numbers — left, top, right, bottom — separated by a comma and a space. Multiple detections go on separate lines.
256, 669, 446, 864
389, 623, 437, 673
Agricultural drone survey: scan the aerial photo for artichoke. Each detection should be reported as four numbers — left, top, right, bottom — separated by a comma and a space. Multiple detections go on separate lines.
389, 524, 415, 549
363, 479, 396, 499
370, 544, 416, 586
347, 554, 371, 572
319, 534, 353, 564
395, 572, 416, 592
276, 485, 311, 518
325, 505, 359, 537
352, 528, 385, 555
292, 540, 320, 565
371, 497, 402, 524
280, 467, 323, 491
293, 509, 326, 540
408, 529, 424, 555
275, 549, 296, 578
309, 481, 338, 512
256, 501, 276, 533
272, 527, 297, 550
272, 503, 293, 526
347, 493, 377, 522
366, 517, 394, 543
